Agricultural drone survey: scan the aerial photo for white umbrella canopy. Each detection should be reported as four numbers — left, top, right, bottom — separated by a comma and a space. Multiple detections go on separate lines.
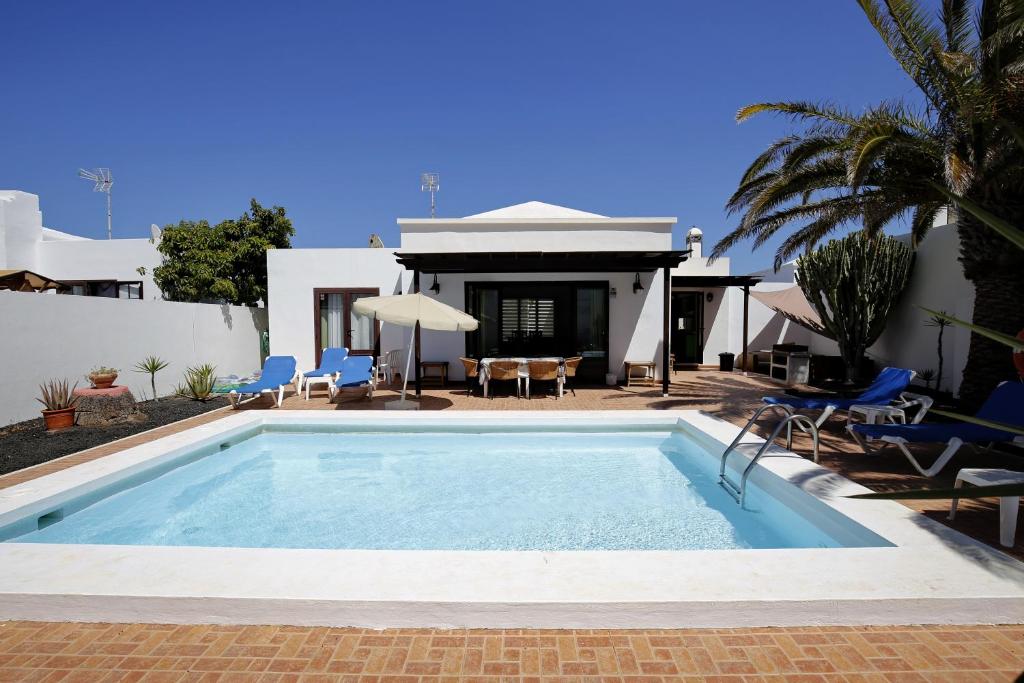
352, 293, 479, 408
352, 292, 479, 331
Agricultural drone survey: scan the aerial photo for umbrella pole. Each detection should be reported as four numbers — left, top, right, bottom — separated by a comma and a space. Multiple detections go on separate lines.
400, 325, 415, 402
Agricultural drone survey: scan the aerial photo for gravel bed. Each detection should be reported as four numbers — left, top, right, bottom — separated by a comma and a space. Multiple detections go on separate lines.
0, 396, 230, 476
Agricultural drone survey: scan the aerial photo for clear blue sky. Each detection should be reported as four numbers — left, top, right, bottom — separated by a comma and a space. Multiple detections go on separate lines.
2, 1, 922, 273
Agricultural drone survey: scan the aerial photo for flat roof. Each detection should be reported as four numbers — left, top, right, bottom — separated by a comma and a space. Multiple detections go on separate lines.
395, 250, 690, 273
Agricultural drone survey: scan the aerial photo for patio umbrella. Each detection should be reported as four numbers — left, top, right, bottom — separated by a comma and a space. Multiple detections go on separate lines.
353, 292, 478, 409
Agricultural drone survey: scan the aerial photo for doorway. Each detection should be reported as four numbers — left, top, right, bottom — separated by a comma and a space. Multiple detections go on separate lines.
672, 291, 704, 366
464, 281, 609, 382
312, 288, 380, 365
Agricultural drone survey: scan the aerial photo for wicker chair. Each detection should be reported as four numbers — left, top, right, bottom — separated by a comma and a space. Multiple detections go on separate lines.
459, 357, 479, 396
487, 360, 521, 399
562, 356, 582, 396
526, 360, 561, 399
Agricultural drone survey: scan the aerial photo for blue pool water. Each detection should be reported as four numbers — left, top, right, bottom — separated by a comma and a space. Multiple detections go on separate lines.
3, 430, 855, 550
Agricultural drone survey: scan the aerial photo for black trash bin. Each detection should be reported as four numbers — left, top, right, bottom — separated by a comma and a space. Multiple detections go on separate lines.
718, 352, 735, 372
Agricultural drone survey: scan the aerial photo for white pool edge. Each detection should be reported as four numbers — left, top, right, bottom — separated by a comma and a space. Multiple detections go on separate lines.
0, 409, 1022, 628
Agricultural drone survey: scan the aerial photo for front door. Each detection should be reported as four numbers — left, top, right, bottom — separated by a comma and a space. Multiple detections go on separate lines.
672, 292, 704, 365
313, 288, 379, 365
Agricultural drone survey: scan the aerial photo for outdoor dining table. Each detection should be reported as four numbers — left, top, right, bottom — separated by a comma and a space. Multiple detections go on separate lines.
478, 357, 564, 397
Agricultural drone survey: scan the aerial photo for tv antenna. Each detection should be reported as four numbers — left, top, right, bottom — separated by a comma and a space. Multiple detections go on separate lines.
420, 172, 439, 218
78, 167, 113, 239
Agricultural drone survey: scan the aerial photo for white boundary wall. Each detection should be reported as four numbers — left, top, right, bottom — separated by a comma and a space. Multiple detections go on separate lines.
0, 292, 268, 425
740, 223, 973, 394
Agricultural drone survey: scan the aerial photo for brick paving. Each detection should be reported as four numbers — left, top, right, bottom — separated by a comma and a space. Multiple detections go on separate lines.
2, 371, 1022, 681
0, 622, 1022, 682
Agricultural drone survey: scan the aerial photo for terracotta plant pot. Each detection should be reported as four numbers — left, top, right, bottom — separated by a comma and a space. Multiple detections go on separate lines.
42, 407, 75, 431
90, 373, 118, 389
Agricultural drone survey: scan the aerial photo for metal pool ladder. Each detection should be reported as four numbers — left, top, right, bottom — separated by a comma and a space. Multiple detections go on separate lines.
718, 405, 820, 506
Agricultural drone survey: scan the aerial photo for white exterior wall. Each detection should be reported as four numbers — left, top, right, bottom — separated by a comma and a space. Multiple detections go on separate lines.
399, 220, 673, 253
0, 292, 267, 426
741, 223, 972, 394
869, 224, 972, 394
0, 191, 43, 269
36, 238, 163, 299
266, 249, 409, 375
0, 190, 165, 298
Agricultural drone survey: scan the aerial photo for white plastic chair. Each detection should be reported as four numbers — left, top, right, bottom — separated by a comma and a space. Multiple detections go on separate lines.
949, 468, 1023, 548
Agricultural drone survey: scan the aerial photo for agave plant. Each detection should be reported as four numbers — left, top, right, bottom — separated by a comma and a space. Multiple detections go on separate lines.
175, 364, 217, 401
133, 355, 170, 402
36, 379, 79, 411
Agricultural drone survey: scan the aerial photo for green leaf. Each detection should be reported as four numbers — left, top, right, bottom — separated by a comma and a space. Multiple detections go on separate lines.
919, 307, 1024, 351
927, 182, 1024, 251
848, 482, 1024, 500
928, 408, 1024, 437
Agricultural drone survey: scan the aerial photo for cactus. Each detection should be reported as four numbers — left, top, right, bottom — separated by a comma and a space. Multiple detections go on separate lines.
795, 231, 914, 383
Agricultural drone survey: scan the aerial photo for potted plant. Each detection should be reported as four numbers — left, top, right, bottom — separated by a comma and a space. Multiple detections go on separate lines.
37, 379, 79, 431
87, 366, 119, 389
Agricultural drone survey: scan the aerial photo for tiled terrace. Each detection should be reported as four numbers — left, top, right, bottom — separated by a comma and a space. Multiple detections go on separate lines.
1, 622, 1022, 682
1, 371, 1022, 681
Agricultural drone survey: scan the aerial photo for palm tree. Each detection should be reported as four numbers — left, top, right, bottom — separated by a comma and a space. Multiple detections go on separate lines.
711, 0, 1024, 407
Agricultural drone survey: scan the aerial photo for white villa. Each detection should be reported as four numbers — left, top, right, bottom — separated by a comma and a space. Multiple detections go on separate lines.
0, 190, 163, 299
268, 200, 763, 396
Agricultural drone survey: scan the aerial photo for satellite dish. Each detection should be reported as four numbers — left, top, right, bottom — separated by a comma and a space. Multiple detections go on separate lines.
150, 224, 162, 242
368, 233, 384, 248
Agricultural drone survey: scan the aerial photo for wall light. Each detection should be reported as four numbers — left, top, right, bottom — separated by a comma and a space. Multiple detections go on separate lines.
429, 274, 440, 294
632, 273, 644, 294
706, 291, 714, 303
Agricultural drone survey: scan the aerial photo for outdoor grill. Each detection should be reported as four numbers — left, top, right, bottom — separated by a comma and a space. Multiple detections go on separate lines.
770, 343, 811, 386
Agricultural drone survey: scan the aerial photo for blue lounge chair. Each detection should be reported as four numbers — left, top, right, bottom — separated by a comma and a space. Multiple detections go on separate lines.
328, 355, 376, 402
762, 367, 923, 427
301, 347, 348, 400
848, 381, 1024, 477
228, 356, 297, 409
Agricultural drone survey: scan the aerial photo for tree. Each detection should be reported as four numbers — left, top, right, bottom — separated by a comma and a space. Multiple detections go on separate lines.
153, 200, 294, 306
795, 231, 914, 382
710, 0, 1024, 407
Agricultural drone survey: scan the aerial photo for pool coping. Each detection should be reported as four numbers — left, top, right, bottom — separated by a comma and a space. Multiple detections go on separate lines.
0, 409, 1022, 628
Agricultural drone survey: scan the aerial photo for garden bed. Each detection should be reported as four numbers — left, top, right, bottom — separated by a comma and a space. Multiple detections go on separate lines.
0, 396, 230, 476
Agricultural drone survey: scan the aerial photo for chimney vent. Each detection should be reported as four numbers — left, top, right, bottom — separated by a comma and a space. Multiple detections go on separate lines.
685, 226, 703, 259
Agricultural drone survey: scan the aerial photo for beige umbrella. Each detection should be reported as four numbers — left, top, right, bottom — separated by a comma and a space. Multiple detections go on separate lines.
353, 292, 479, 409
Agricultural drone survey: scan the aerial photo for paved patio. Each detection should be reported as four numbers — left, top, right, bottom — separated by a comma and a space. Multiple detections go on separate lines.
0, 622, 1022, 682
1, 370, 1022, 681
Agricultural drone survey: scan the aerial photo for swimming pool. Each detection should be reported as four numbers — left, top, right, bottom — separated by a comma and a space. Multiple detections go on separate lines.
0, 428, 881, 550
0, 410, 1021, 628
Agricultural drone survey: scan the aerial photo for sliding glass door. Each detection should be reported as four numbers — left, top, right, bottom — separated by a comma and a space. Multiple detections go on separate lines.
313, 288, 379, 365
465, 282, 609, 381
